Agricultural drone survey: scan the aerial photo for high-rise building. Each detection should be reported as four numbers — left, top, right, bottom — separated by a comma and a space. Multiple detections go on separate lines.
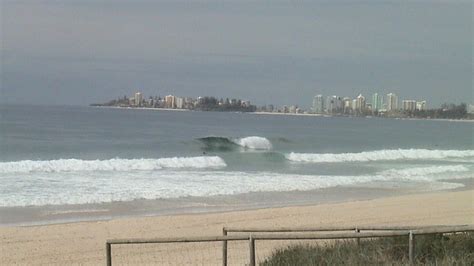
416, 101, 427, 111
175, 97, 184, 109
386, 93, 398, 112
342, 97, 352, 113
312, 95, 324, 113
134, 92, 143, 107
326, 95, 342, 114
402, 100, 417, 111
165, 95, 176, 108
355, 94, 366, 113
371, 93, 382, 111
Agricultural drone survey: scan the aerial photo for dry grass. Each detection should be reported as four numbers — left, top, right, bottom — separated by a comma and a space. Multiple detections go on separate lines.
261, 232, 474, 265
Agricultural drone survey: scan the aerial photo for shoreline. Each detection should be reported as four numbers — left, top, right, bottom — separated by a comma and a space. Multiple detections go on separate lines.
90, 105, 190, 112
1, 189, 473, 265
91, 106, 474, 123
253, 111, 474, 123
1, 178, 471, 227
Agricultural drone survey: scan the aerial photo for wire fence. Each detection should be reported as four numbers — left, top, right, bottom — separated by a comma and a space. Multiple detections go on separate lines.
106, 224, 474, 265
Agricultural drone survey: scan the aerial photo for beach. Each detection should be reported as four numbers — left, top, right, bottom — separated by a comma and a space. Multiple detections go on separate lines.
1, 189, 473, 265
1, 105, 473, 264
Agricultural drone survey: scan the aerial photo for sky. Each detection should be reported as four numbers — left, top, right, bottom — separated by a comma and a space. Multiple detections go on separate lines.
1, 0, 472, 108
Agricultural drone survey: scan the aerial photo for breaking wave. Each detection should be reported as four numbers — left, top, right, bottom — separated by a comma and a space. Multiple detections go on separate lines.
235, 136, 273, 150
0, 156, 227, 174
1, 163, 469, 207
286, 149, 474, 163
198, 136, 272, 151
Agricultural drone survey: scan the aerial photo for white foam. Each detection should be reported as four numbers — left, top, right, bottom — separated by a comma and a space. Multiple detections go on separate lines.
234, 136, 272, 150
0, 156, 227, 174
286, 149, 474, 163
0, 163, 470, 207
379, 165, 469, 179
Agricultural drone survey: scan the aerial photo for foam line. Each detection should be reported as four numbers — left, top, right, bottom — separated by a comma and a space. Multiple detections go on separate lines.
286, 149, 474, 163
0, 156, 227, 173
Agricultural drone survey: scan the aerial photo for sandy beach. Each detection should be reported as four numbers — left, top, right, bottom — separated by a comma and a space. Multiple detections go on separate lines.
1, 189, 473, 265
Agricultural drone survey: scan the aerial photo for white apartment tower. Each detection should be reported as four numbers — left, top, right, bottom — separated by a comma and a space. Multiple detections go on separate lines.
355, 94, 366, 112
402, 100, 417, 111
326, 95, 342, 114
386, 93, 398, 112
416, 101, 427, 111
312, 95, 325, 113
134, 92, 143, 107
175, 97, 184, 109
371, 93, 382, 111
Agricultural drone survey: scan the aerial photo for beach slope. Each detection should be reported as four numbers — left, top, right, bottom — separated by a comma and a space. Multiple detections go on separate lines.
1, 190, 473, 265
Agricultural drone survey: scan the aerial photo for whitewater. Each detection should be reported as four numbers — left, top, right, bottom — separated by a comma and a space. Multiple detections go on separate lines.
0, 156, 226, 174
1, 105, 473, 220
286, 149, 474, 163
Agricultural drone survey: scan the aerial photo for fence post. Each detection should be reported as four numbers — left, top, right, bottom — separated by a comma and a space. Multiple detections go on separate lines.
106, 242, 112, 266
409, 231, 415, 264
249, 235, 256, 266
355, 227, 360, 246
222, 228, 228, 266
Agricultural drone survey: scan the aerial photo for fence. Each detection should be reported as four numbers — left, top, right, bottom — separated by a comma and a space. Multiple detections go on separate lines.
106, 224, 474, 265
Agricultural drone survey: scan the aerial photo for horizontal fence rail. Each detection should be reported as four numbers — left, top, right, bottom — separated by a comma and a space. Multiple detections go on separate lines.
106, 225, 474, 266
223, 224, 454, 233
107, 235, 250, 245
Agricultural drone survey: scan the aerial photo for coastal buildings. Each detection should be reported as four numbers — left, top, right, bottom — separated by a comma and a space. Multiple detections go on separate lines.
416, 101, 427, 111
326, 96, 342, 114
372, 93, 382, 112
342, 97, 352, 114
94, 90, 444, 119
165, 95, 175, 108
305, 91, 431, 117
175, 97, 184, 109
354, 94, 366, 113
386, 93, 398, 112
134, 92, 143, 107
312, 95, 324, 113
402, 100, 417, 111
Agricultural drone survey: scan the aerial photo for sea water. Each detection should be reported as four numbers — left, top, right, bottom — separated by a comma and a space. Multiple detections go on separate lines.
0, 105, 473, 223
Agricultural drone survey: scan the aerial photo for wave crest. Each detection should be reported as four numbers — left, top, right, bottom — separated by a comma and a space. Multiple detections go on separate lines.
286, 149, 474, 163
198, 136, 272, 151
235, 136, 272, 150
0, 156, 227, 173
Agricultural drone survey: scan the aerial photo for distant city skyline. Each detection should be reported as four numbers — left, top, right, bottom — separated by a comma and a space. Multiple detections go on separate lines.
94, 89, 474, 120
99, 89, 430, 114
1, 1, 472, 107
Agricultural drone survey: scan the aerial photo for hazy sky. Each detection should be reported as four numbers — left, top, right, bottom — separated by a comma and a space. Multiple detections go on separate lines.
1, 0, 472, 107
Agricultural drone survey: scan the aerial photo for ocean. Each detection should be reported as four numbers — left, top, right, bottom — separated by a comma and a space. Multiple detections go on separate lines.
1, 105, 473, 225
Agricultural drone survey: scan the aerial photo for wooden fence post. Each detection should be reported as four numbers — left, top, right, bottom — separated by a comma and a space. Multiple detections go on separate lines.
106, 242, 112, 266
355, 227, 360, 246
222, 228, 227, 266
249, 235, 256, 266
409, 231, 415, 264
